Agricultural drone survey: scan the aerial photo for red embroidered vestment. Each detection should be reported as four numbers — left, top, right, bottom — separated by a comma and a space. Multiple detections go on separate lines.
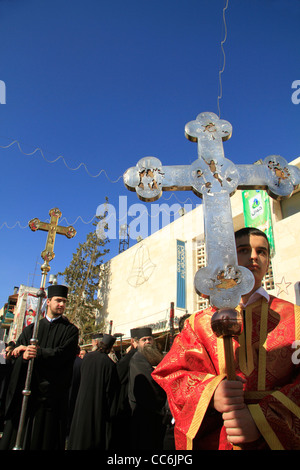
152, 296, 300, 450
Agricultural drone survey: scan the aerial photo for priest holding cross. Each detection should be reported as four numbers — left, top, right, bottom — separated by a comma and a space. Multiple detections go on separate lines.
125, 112, 300, 450
0, 207, 79, 451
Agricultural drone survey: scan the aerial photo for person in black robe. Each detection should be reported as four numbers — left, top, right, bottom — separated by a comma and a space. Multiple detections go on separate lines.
0, 284, 78, 450
67, 334, 120, 450
66, 345, 82, 437
0, 341, 15, 433
128, 327, 167, 450
114, 330, 138, 449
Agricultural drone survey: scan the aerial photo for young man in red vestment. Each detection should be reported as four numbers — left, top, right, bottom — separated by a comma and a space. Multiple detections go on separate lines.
152, 227, 300, 450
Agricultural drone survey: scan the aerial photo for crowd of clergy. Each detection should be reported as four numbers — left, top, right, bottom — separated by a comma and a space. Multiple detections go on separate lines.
0, 283, 186, 451
1, 228, 300, 450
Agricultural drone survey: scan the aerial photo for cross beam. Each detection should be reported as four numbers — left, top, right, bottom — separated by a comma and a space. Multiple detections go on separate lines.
124, 112, 300, 308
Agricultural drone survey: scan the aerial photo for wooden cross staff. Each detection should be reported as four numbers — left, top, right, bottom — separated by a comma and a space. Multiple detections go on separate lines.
124, 111, 300, 379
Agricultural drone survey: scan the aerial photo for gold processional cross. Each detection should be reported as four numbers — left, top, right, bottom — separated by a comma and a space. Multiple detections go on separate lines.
28, 207, 76, 286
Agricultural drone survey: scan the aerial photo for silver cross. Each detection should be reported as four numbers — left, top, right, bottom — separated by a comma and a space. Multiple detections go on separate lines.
124, 112, 300, 308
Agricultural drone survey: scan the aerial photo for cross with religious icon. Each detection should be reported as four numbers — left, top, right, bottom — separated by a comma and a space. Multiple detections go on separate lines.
124, 111, 300, 380
124, 111, 300, 308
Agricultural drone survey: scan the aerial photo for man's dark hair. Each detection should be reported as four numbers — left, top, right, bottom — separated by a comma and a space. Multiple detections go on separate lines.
234, 227, 270, 255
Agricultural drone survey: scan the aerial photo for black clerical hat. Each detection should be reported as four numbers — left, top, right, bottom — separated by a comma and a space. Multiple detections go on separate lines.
47, 284, 68, 299
91, 332, 103, 340
130, 327, 152, 339
102, 334, 116, 349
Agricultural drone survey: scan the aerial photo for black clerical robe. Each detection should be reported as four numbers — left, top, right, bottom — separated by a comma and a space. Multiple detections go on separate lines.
0, 316, 78, 450
67, 350, 120, 450
128, 351, 167, 450
114, 348, 137, 449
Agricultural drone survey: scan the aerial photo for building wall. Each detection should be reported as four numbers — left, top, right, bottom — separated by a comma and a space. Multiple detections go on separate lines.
99, 204, 204, 338
99, 158, 300, 340
271, 212, 300, 302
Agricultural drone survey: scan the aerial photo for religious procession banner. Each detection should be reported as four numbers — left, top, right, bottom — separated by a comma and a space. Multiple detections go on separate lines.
241, 190, 275, 256
0, 340, 5, 364
176, 240, 186, 309
24, 293, 47, 328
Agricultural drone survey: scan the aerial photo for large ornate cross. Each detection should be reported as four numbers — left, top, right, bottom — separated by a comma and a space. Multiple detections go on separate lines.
29, 207, 76, 265
124, 112, 300, 309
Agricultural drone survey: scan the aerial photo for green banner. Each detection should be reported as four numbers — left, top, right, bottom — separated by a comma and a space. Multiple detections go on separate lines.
176, 240, 186, 309
241, 190, 275, 256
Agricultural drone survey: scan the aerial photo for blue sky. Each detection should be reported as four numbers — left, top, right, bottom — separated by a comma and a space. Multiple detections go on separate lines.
0, 0, 299, 306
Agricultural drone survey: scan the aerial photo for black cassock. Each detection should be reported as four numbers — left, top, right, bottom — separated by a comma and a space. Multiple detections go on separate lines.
67, 350, 120, 450
0, 316, 78, 450
114, 347, 137, 449
128, 351, 167, 450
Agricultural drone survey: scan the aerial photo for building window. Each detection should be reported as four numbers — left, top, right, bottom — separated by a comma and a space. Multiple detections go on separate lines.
262, 262, 274, 291
195, 240, 210, 312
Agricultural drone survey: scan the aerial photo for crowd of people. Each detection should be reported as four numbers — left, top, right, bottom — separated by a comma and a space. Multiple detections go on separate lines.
0, 284, 177, 451
0, 227, 299, 450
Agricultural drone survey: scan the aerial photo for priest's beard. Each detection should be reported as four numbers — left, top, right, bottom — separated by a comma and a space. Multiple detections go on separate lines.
138, 344, 164, 366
